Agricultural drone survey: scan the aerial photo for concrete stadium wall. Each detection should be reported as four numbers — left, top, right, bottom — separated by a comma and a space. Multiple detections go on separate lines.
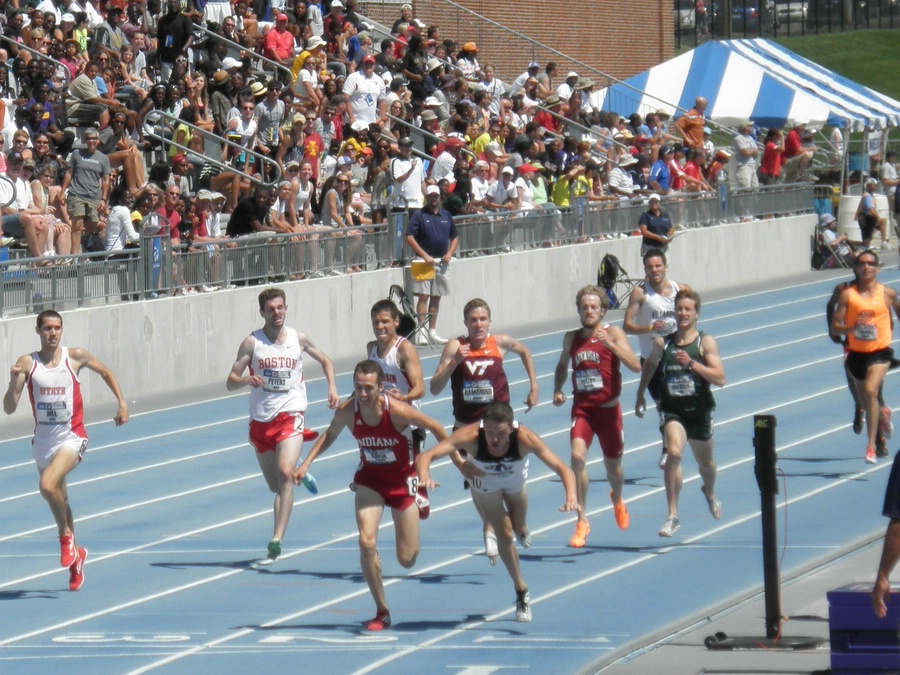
0, 214, 814, 417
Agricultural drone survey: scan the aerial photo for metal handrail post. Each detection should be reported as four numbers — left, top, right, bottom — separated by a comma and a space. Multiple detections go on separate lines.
0, 35, 72, 87
191, 23, 294, 83
145, 109, 282, 187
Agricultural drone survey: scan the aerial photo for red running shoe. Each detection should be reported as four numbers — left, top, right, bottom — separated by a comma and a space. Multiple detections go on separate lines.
69, 547, 87, 591
59, 533, 77, 568
366, 610, 391, 631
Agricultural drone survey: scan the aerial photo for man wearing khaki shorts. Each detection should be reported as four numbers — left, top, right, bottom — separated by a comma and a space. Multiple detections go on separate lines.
405, 184, 458, 346
60, 127, 111, 254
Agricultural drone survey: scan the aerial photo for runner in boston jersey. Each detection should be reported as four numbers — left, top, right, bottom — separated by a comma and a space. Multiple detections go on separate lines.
430, 298, 539, 565
3, 309, 129, 592
294, 360, 449, 632
227, 287, 340, 562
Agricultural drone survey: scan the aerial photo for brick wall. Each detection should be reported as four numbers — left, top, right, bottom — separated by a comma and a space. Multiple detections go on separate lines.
358, 0, 674, 84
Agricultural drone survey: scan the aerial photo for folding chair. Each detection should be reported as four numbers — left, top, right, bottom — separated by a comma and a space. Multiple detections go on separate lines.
388, 284, 438, 348
597, 253, 643, 309
813, 227, 851, 270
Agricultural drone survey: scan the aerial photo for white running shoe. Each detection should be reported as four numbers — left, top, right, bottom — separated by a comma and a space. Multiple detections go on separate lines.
429, 328, 448, 345
484, 531, 499, 566
658, 516, 680, 538
515, 590, 532, 622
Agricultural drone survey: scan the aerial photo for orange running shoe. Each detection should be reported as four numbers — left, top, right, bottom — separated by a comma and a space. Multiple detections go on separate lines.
366, 610, 392, 631
611, 491, 629, 530
569, 520, 590, 548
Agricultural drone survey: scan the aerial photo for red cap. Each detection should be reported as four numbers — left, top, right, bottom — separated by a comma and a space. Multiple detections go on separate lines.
172, 153, 187, 165
276, 13, 288, 21
362, 54, 376, 64
518, 164, 537, 174
446, 137, 466, 148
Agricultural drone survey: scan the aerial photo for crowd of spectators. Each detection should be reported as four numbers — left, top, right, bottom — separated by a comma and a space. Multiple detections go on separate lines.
0, 0, 844, 281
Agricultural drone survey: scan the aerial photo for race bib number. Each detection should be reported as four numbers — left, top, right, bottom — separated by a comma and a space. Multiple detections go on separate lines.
36, 401, 71, 425
855, 322, 877, 341
406, 475, 419, 497
575, 369, 603, 392
362, 448, 394, 464
462, 380, 494, 403
666, 373, 696, 397
262, 368, 291, 392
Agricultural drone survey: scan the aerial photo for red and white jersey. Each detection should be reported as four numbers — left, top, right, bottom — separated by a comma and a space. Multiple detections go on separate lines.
368, 337, 418, 409
248, 327, 307, 422
28, 347, 86, 444
569, 326, 622, 407
352, 395, 415, 470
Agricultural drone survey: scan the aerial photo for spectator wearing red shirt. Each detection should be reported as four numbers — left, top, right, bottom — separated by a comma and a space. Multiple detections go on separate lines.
783, 118, 816, 183
682, 149, 712, 192
264, 14, 294, 65
759, 128, 784, 185
534, 95, 564, 136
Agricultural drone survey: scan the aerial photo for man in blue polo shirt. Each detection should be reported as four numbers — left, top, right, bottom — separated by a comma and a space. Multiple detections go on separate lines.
405, 184, 459, 346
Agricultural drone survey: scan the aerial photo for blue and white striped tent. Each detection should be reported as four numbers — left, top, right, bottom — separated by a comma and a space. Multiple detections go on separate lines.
591, 38, 900, 132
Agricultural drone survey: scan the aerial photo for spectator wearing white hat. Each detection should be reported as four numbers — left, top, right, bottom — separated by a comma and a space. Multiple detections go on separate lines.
556, 71, 579, 102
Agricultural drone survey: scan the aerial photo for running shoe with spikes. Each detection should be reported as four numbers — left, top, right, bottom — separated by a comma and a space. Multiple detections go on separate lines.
702, 485, 722, 520
267, 538, 282, 560
515, 589, 532, 623
516, 530, 532, 548
611, 491, 629, 530
484, 531, 499, 565
569, 520, 590, 548
659, 516, 680, 538
59, 533, 77, 568
69, 547, 87, 591
866, 446, 877, 464
366, 610, 391, 631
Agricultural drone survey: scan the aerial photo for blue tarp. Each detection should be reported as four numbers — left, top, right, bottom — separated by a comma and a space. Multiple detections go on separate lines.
592, 38, 900, 132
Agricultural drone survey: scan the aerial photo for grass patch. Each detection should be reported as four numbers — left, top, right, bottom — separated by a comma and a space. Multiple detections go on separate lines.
775, 30, 900, 100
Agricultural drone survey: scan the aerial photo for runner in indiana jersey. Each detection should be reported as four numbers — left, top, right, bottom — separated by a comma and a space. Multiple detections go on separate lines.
294, 360, 450, 632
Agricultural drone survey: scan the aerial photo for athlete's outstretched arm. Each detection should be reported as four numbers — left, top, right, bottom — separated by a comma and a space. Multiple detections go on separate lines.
70, 347, 129, 426
694, 334, 725, 387
226, 335, 261, 390
299, 332, 340, 408
552, 330, 576, 407
430, 338, 463, 396
496, 333, 539, 410
292, 403, 352, 484
518, 424, 578, 513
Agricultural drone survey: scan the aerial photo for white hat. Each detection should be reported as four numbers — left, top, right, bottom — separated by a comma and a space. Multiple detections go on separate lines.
819, 212, 836, 227
424, 96, 441, 107
351, 119, 369, 132
196, 189, 213, 200
425, 184, 441, 195
306, 36, 326, 50
649, 193, 661, 202
501, 166, 514, 175
331, 0, 343, 7
61, 12, 76, 23
210, 191, 227, 201
617, 154, 637, 167
221, 56, 242, 70
566, 71, 578, 79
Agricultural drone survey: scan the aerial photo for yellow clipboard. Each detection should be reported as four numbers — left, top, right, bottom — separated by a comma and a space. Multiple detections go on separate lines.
410, 259, 435, 281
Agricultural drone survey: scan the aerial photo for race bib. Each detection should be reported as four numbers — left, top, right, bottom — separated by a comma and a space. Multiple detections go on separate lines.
666, 373, 696, 397
363, 448, 394, 465
462, 380, 494, 403
36, 401, 70, 425
262, 368, 292, 392
574, 369, 603, 392
855, 322, 877, 341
